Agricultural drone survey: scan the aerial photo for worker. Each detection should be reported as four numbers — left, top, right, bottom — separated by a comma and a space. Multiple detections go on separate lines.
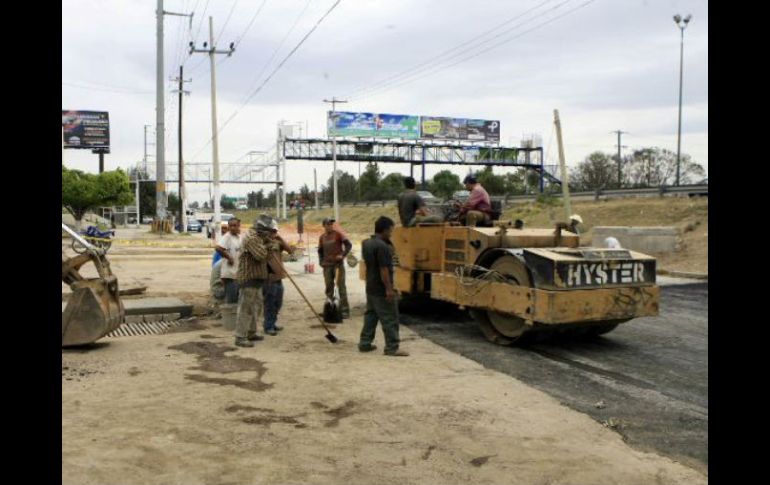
210, 258, 225, 302
358, 216, 409, 357
397, 176, 443, 226
233, 215, 272, 348
318, 218, 352, 319
457, 175, 492, 227
263, 219, 293, 336
568, 214, 583, 234
212, 222, 229, 266
216, 218, 243, 305
297, 206, 304, 242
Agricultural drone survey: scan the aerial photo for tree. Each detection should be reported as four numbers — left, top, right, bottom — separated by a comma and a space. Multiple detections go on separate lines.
299, 184, 311, 204
203, 201, 209, 209
62, 166, 134, 229
168, 192, 181, 215
380, 173, 405, 200
324, 171, 358, 203
571, 152, 617, 191
503, 170, 526, 195
624, 147, 705, 187
127, 166, 156, 221
475, 167, 506, 195
429, 170, 462, 199
220, 194, 236, 210
358, 162, 382, 201
190, 201, 199, 210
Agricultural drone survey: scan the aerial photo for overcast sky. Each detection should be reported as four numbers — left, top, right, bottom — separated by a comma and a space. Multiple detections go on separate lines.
62, 0, 708, 204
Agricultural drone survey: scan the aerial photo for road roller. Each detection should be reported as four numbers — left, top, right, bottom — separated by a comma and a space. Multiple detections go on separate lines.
361, 221, 659, 344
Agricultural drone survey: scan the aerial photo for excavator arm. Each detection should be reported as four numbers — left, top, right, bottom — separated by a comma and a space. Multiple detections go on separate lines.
61, 224, 124, 347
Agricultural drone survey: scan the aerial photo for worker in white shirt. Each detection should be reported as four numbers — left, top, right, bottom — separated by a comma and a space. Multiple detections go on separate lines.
215, 218, 244, 304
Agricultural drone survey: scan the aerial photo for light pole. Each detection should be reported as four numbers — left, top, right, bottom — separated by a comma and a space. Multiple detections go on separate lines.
323, 97, 347, 223
673, 13, 691, 186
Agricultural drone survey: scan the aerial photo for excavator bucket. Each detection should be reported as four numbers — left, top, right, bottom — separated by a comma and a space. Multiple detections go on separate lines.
62, 224, 124, 347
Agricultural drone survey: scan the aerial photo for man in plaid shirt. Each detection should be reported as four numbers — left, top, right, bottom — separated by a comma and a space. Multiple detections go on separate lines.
233, 215, 273, 348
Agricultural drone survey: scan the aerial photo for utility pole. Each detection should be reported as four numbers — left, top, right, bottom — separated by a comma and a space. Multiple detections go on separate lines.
189, 17, 235, 232
172, 66, 191, 232
156, 1, 193, 223
611, 130, 628, 188
323, 97, 347, 223
553, 109, 572, 221
673, 14, 692, 186
314, 168, 319, 210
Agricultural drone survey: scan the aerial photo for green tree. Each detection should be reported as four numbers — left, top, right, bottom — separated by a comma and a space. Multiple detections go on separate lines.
220, 194, 236, 210
571, 152, 617, 191
475, 167, 506, 195
190, 201, 199, 210
168, 192, 181, 215
503, 170, 526, 195
324, 171, 358, 203
380, 173, 405, 199
62, 166, 134, 230
358, 162, 382, 201
429, 170, 462, 199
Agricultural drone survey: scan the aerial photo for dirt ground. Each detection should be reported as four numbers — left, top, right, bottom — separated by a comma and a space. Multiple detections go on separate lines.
62, 252, 707, 485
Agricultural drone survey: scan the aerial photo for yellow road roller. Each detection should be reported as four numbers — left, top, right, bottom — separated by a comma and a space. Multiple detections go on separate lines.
362, 222, 659, 344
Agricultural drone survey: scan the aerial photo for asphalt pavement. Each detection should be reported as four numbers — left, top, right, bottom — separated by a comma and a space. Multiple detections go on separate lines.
399, 282, 708, 473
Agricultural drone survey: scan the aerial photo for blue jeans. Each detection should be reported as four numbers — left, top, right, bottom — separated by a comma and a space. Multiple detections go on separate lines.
262, 280, 284, 331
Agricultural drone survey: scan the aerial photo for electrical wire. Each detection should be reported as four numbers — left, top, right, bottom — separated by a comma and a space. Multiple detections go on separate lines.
351, 0, 597, 102
345, 0, 557, 99
215, 0, 240, 46
189, 0, 341, 162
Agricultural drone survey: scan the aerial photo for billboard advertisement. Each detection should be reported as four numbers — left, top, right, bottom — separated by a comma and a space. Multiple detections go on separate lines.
62, 110, 110, 149
328, 111, 420, 139
420, 116, 500, 142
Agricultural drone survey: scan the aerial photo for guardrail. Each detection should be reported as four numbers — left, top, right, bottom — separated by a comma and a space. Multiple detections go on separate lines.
237, 184, 708, 212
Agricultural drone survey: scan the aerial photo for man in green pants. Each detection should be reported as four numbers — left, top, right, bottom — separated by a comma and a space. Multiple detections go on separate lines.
358, 216, 409, 357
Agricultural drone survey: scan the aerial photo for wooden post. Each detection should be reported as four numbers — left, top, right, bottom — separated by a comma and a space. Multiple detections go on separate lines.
553, 109, 572, 222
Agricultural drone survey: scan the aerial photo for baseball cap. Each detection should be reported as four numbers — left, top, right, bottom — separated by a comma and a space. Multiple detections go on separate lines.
322, 217, 336, 225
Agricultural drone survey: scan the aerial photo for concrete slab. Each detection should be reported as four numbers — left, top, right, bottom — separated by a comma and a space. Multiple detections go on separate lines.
62, 297, 192, 318
593, 226, 679, 254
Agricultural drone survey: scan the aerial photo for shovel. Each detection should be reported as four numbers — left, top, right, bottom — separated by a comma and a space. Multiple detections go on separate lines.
283, 271, 339, 344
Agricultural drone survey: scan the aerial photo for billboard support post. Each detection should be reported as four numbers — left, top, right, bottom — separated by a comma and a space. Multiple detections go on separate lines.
323, 97, 348, 223
421, 146, 427, 189
98, 151, 104, 173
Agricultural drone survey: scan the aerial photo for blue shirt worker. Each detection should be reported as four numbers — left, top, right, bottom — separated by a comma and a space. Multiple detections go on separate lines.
358, 216, 409, 357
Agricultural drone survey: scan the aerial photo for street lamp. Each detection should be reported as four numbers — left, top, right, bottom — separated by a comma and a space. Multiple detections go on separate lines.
673, 13, 692, 186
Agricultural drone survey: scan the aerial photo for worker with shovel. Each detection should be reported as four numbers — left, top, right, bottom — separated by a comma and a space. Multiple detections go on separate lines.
233, 215, 273, 348
318, 217, 352, 319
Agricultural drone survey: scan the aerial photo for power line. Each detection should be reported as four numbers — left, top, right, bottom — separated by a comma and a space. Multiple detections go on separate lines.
346, 0, 557, 99
215, 0, 240, 45
351, 0, 596, 102
192, 0, 210, 43
237, 0, 313, 104
230, 0, 270, 50
190, 0, 341, 162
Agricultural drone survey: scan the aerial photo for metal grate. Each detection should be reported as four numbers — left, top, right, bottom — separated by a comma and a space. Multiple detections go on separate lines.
106, 320, 182, 338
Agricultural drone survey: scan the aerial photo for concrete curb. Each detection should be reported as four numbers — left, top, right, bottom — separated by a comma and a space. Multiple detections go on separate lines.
657, 269, 708, 280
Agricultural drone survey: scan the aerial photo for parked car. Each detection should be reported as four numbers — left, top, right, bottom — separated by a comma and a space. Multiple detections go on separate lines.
451, 190, 470, 203
206, 213, 235, 238
187, 219, 202, 232
416, 191, 441, 204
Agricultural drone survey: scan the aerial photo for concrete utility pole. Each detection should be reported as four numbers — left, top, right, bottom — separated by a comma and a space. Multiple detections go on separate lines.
612, 130, 628, 188
673, 14, 692, 186
189, 16, 235, 231
314, 168, 319, 210
323, 97, 347, 223
172, 66, 191, 232
553, 109, 572, 221
156, 2, 193, 221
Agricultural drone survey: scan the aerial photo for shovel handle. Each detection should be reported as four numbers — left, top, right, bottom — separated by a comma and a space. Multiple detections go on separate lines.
283, 271, 336, 336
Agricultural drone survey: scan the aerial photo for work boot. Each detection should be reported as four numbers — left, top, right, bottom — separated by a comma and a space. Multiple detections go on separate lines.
274, 325, 284, 332
235, 337, 254, 348
247, 333, 264, 341
358, 344, 377, 353
265, 329, 278, 336
384, 349, 409, 357
341, 311, 351, 319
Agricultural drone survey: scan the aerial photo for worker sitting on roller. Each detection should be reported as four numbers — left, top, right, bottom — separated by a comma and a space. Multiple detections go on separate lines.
568, 214, 583, 234
457, 175, 492, 227
397, 176, 443, 227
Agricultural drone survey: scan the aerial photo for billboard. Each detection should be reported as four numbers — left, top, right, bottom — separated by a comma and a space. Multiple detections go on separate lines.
328, 111, 420, 139
420, 116, 500, 142
62, 110, 110, 149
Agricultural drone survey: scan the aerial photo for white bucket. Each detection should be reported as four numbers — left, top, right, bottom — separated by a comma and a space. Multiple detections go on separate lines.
221, 303, 238, 331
